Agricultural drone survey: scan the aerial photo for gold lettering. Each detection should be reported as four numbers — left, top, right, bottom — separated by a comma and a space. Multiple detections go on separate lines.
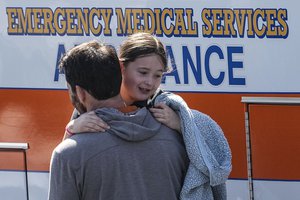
100, 8, 113, 35
277, 9, 288, 37
43, 8, 55, 34
17, 8, 33, 34
212, 9, 223, 36
89, 8, 101, 35
223, 9, 236, 37
253, 9, 266, 38
202, 8, 212, 36
265, 9, 277, 37
174, 9, 186, 35
154, 8, 162, 35
234, 9, 247, 37
6, 8, 18, 34
65, 8, 76, 34
161, 9, 174, 36
132, 9, 143, 32
53, 8, 66, 35
76, 8, 89, 35
186, 8, 198, 36
246, 9, 254, 37
116, 8, 133, 35
143, 8, 155, 33
32, 8, 43, 34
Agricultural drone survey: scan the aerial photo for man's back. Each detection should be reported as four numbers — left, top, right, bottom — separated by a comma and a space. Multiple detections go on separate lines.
49, 108, 189, 200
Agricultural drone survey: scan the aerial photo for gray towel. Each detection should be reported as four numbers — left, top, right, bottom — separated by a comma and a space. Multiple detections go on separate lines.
154, 92, 232, 200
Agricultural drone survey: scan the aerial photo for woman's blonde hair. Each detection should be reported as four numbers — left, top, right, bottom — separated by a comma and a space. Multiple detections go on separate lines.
119, 32, 169, 72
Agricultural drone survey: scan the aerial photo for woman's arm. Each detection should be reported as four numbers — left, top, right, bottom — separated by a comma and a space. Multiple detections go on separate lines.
63, 111, 110, 140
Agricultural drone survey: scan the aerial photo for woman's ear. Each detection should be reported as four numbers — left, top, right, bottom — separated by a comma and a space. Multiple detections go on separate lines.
119, 61, 125, 74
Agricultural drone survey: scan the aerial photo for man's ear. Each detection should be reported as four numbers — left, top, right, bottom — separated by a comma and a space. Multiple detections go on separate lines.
75, 85, 86, 104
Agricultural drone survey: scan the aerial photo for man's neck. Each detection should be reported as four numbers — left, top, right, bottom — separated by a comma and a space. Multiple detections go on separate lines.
86, 95, 125, 112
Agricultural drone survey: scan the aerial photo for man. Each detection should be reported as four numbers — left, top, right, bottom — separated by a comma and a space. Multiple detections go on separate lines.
48, 40, 189, 200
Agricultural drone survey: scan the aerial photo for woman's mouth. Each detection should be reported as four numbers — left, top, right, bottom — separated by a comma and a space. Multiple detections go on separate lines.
139, 87, 151, 94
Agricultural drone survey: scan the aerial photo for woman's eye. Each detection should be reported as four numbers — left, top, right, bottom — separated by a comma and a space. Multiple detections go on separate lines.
139, 71, 147, 75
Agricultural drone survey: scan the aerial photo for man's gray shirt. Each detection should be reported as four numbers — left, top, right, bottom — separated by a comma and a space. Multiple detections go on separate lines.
48, 108, 189, 200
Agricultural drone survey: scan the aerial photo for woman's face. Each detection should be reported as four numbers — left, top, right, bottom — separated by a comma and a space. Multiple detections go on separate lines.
121, 54, 164, 104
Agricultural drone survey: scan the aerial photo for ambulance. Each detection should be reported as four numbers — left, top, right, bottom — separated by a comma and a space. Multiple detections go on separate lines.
0, 1, 299, 199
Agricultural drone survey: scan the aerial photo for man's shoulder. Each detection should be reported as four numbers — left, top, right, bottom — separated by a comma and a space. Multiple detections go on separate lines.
53, 137, 78, 156
53, 133, 118, 161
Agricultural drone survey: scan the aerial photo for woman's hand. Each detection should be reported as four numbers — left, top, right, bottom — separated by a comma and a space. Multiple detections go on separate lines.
149, 102, 181, 133
64, 111, 110, 140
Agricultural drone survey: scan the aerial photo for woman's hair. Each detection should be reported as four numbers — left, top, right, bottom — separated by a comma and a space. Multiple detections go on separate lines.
119, 32, 169, 72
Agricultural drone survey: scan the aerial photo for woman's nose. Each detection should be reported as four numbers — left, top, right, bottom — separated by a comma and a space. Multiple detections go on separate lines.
145, 77, 154, 86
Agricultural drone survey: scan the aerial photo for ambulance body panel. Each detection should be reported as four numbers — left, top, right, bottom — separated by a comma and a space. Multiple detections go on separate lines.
0, 1, 299, 199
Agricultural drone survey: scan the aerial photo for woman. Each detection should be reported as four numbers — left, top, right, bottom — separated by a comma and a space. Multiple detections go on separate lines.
64, 32, 180, 136
64, 32, 232, 200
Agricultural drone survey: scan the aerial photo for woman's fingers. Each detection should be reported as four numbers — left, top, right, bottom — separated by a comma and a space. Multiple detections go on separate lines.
149, 102, 181, 132
85, 120, 110, 132
149, 107, 165, 119
72, 111, 110, 133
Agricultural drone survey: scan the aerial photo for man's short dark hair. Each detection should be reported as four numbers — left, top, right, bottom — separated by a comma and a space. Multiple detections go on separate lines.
59, 40, 121, 100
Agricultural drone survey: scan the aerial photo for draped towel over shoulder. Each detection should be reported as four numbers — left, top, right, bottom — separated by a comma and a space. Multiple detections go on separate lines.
154, 92, 232, 200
